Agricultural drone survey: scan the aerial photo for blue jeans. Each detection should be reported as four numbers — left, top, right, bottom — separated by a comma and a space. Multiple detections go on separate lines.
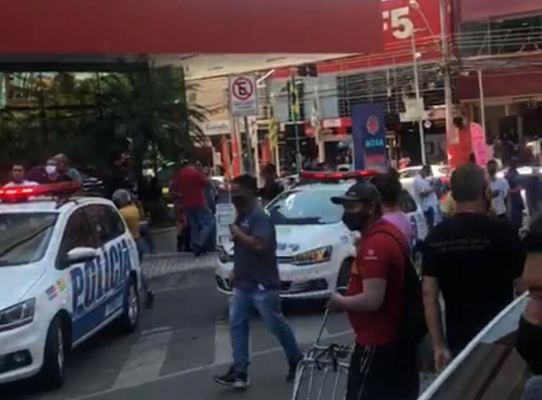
136, 238, 152, 294
424, 206, 437, 231
185, 207, 214, 250
230, 288, 303, 374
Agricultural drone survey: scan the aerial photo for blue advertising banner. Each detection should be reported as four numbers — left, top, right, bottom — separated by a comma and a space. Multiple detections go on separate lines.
352, 103, 388, 172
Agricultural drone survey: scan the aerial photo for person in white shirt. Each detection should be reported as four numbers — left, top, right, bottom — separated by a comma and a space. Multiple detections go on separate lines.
414, 165, 440, 230
3, 164, 39, 188
487, 159, 510, 219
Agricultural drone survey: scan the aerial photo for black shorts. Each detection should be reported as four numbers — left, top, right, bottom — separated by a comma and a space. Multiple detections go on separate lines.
346, 342, 419, 400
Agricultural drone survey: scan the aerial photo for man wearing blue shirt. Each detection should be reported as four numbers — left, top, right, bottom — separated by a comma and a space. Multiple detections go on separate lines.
214, 175, 303, 389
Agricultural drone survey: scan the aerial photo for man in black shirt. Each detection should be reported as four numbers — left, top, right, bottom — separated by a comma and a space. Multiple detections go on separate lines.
259, 163, 283, 205
422, 164, 526, 372
103, 151, 134, 199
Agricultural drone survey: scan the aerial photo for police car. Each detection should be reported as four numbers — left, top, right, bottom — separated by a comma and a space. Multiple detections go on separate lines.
216, 171, 428, 300
0, 183, 141, 389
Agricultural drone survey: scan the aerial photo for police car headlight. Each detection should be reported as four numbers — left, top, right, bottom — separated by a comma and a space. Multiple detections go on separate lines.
0, 299, 36, 332
292, 247, 332, 266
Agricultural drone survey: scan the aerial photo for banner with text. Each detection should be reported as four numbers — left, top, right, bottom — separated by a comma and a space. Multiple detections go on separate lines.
352, 104, 388, 172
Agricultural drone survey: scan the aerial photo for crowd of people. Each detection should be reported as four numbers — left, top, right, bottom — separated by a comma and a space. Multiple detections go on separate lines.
4, 154, 82, 188
2, 151, 156, 306
4, 152, 540, 397
214, 163, 539, 400
414, 158, 528, 236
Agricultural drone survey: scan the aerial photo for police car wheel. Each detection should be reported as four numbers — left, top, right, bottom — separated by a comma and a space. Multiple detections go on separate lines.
39, 317, 66, 390
337, 259, 353, 289
119, 278, 140, 333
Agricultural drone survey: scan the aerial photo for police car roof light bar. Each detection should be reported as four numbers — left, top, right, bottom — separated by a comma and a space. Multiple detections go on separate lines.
299, 170, 379, 181
0, 181, 82, 201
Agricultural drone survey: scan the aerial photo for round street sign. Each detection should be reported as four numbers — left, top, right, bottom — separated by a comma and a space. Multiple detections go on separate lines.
229, 75, 259, 116
232, 77, 254, 101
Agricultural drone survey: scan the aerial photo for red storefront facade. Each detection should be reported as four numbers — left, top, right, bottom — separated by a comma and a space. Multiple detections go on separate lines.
0, 0, 384, 55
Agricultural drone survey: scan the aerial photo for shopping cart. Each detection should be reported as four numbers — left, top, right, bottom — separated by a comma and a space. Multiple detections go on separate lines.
291, 307, 353, 400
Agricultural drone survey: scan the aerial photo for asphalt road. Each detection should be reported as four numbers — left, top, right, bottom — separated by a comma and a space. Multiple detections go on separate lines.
3, 270, 354, 400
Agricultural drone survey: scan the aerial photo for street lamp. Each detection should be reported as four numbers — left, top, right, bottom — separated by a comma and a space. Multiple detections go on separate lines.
409, 0, 456, 160
409, 25, 427, 165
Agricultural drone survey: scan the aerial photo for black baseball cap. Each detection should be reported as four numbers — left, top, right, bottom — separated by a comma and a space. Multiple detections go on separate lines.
331, 181, 381, 205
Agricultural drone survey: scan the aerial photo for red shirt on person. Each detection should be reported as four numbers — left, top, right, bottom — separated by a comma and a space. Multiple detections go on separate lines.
347, 219, 407, 347
171, 166, 208, 209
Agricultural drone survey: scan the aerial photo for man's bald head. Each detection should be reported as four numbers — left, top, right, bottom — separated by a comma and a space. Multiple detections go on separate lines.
451, 164, 487, 203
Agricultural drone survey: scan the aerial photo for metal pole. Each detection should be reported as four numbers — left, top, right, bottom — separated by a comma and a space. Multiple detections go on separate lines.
234, 118, 245, 175
439, 0, 456, 145
477, 70, 486, 132
244, 116, 255, 175
411, 29, 427, 165
294, 122, 302, 173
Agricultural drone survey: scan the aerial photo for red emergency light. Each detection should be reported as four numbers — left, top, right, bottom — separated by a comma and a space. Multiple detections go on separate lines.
300, 170, 379, 181
0, 182, 82, 201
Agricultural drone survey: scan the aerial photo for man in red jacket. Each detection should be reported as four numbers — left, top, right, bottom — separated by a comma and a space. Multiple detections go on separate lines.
328, 181, 419, 400
170, 162, 214, 256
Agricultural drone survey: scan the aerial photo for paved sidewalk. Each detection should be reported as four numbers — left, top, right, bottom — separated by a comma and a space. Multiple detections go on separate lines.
142, 252, 219, 279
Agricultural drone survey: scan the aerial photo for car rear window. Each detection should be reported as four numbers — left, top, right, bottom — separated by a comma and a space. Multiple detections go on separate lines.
0, 213, 58, 266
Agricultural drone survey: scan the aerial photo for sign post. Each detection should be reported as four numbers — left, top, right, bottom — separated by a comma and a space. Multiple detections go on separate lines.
229, 75, 259, 117
229, 75, 258, 175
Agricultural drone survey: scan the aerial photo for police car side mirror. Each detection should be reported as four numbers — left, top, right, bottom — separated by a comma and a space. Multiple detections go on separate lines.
66, 247, 99, 265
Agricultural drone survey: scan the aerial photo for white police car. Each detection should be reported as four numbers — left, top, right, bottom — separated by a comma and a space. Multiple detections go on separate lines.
0, 183, 141, 389
216, 171, 428, 300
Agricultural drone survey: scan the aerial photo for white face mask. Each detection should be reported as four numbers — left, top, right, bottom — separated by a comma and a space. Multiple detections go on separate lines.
46, 165, 57, 175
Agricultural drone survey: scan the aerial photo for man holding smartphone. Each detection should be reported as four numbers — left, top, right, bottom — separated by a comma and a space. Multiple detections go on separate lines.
214, 174, 303, 389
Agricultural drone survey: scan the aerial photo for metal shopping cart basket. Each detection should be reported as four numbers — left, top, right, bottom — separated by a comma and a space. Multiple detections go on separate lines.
291, 308, 353, 400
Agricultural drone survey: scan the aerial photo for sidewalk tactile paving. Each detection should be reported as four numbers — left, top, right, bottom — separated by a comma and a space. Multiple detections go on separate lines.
142, 253, 219, 278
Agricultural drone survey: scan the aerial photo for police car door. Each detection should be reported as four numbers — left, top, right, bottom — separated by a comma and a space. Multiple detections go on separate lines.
56, 207, 99, 345
83, 204, 134, 331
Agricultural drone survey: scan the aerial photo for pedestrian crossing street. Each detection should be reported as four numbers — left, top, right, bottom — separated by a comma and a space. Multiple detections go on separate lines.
7, 292, 353, 400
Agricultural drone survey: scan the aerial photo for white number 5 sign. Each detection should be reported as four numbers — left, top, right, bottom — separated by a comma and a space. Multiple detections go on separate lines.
383, 6, 414, 40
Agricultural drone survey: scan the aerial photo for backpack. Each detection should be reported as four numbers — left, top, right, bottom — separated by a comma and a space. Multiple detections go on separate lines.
369, 230, 428, 346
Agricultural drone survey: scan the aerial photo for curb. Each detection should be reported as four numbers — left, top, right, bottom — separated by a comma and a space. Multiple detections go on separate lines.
141, 252, 219, 290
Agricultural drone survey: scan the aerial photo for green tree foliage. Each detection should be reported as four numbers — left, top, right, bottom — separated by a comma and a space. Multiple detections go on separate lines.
0, 67, 207, 182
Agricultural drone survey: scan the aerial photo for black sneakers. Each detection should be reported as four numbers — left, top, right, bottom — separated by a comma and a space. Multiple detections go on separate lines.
214, 367, 250, 389
286, 360, 302, 383
215, 362, 300, 387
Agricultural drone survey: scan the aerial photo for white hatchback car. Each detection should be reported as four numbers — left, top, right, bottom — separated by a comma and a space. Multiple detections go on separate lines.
216, 171, 428, 300
0, 183, 141, 389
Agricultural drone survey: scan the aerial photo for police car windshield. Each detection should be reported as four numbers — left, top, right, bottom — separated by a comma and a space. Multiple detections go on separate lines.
0, 213, 58, 266
267, 189, 344, 225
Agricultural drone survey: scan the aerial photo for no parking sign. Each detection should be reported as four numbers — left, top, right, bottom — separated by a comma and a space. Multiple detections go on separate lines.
228, 75, 259, 117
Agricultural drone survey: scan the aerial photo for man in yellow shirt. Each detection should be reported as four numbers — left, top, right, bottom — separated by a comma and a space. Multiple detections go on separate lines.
113, 189, 155, 306
120, 201, 142, 240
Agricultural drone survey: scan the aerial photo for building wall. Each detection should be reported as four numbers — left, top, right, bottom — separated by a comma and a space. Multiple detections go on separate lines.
458, 0, 542, 22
